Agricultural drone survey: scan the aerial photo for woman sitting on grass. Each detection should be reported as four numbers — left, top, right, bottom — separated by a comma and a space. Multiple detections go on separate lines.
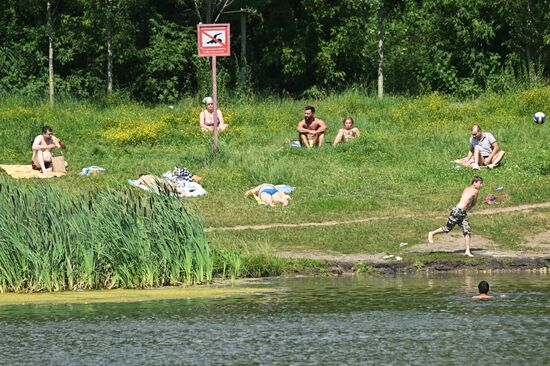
245, 183, 288, 207
333, 116, 360, 146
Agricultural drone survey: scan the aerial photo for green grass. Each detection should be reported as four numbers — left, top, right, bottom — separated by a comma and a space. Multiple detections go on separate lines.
0, 88, 549, 288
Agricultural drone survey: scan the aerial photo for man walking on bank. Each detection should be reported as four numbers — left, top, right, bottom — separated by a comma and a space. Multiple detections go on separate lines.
428, 176, 484, 257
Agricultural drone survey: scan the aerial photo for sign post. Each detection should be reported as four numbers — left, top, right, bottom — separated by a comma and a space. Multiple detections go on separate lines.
197, 23, 230, 151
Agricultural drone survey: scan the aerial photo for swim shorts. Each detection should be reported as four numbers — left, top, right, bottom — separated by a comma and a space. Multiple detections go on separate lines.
442, 206, 472, 236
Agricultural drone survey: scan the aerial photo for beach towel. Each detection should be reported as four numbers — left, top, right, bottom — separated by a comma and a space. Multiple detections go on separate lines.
275, 184, 295, 194
0, 164, 65, 179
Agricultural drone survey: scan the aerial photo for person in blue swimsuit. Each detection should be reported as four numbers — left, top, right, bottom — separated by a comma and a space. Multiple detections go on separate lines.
245, 183, 289, 206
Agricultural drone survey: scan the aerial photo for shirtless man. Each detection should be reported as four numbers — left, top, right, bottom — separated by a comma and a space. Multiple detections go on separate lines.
199, 96, 227, 132
459, 125, 505, 169
296, 105, 327, 149
428, 176, 484, 257
472, 280, 494, 300
333, 116, 360, 146
31, 126, 65, 173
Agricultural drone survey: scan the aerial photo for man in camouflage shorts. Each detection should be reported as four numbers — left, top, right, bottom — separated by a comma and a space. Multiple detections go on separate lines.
428, 176, 483, 257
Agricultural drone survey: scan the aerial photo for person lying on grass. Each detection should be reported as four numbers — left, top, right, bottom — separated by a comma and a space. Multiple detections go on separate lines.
132, 173, 186, 197
333, 116, 360, 146
245, 184, 288, 207
32, 125, 66, 174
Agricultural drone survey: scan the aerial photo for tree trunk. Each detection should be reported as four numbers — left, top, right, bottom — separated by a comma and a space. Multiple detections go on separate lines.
47, 1, 54, 107
240, 10, 247, 88
106, 0, 113, 94
525, 0, 533, 81
206, 0, 214, 23
377, 5, 384, 99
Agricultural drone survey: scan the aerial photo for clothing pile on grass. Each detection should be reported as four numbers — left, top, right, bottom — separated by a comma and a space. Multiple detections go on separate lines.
128, 166, 206, 197
162, 166, 206, 197
483, 186, 509, 205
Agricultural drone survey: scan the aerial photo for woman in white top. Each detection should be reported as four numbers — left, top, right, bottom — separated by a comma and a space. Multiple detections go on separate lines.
199, 96, 227, 132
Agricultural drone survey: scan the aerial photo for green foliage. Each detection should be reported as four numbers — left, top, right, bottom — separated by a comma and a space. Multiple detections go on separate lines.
1, 0, 549, 99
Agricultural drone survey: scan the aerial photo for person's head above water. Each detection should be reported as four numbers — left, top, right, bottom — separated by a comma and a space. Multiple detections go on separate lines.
478, 280, 490, 294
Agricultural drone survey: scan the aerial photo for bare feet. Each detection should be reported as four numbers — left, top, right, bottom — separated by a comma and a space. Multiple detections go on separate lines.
464, 252, 474, 257
428, 231, 434, 244
40, 168, 53, 174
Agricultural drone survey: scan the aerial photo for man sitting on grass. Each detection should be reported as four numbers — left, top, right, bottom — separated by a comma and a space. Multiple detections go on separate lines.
296, 105, 327, 149
457, 125, 505, 169
32, 125, 66, 174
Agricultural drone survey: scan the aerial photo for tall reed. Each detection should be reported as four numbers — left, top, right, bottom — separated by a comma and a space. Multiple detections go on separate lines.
0, 176, 213, 292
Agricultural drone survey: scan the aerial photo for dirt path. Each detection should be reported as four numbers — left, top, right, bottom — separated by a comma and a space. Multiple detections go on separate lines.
206, 201, 550, 264
206, 201, 550, 232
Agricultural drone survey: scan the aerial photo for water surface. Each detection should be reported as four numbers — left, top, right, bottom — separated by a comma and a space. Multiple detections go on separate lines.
1, 271, 548, 365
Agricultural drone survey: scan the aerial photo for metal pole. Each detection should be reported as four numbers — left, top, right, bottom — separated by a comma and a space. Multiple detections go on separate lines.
212, 56, 219, 151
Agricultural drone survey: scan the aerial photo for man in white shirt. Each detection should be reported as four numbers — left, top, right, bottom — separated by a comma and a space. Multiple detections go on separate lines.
464, 125, 505, 169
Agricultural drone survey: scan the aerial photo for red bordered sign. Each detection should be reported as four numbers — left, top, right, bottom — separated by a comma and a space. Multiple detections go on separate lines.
197, 24, 230, 57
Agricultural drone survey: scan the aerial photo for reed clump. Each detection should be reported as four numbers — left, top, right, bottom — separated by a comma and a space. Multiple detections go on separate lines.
0, 176, 212, 292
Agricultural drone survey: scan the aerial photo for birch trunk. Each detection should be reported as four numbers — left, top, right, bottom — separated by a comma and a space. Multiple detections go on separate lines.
377, 5, 384, 99
47, 1, 54, 107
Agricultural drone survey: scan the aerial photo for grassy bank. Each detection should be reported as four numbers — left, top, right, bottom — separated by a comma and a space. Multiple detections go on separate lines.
0, 88, 549, 288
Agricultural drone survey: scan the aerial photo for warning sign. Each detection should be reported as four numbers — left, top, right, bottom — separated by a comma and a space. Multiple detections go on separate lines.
197, 24, 230, 57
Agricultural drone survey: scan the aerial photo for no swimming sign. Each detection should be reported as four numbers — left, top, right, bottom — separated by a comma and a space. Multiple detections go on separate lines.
197, 24, 230, 57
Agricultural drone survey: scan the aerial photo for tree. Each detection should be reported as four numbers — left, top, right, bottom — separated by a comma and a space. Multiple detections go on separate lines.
47, 1, 55, 106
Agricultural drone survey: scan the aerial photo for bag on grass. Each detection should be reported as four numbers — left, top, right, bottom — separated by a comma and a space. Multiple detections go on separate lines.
52, 153, 66, 173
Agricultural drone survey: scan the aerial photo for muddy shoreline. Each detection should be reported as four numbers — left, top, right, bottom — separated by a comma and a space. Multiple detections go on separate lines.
323, 256, 550, 275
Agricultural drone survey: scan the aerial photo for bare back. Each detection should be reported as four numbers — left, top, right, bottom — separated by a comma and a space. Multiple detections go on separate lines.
456, 185, 480, 211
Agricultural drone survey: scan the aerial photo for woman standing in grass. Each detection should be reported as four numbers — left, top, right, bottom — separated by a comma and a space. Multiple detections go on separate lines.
333, 116, 360, 146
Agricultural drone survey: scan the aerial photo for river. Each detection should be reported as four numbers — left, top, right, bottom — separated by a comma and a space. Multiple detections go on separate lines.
1, 271, 548, 365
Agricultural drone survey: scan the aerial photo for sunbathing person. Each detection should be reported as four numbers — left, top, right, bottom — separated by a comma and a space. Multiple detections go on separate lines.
333, 116, 360, 146
199, 96, 227, 132
245, 183, 288, 207
132, 174, 186, 197
31, 125, 66, 173
457, 125, 505, 169
296, 105, 327, 149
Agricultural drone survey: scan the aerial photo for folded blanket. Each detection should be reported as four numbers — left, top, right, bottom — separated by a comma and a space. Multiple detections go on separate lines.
0, 164, 65, 179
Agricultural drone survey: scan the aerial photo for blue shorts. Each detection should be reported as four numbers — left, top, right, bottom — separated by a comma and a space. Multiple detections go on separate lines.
259, 187, 278, 196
